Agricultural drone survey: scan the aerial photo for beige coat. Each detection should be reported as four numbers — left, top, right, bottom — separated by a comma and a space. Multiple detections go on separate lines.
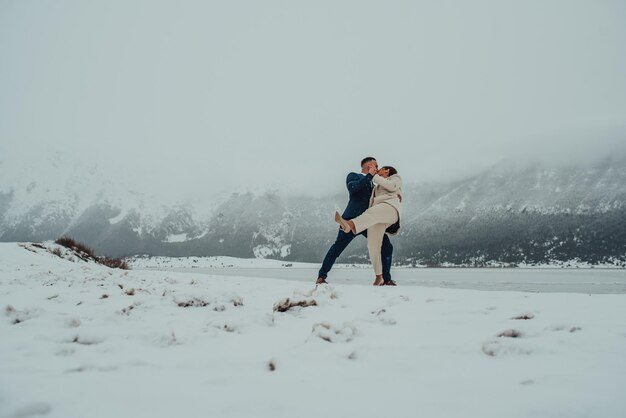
370, 174, 402, 217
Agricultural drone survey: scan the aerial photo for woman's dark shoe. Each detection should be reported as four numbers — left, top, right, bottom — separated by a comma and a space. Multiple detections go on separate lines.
383, 280, 397, 286
316, 277, 328, 285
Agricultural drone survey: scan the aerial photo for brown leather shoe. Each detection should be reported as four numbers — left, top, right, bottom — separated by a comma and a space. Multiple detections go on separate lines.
316, 277, 328, 285
383, 280, 397, 286
373, 276, 385, 286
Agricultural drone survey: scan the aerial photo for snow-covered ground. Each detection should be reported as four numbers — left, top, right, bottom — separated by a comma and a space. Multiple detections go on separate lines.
2, 243, 626, 418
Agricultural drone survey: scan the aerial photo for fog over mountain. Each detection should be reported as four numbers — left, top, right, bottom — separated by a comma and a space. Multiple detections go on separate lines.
1, 1, 625, 265
1, 150, 625, 266
2, 0, 626, 197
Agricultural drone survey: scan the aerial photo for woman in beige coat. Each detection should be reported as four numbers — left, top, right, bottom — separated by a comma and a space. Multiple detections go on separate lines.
335, 166, 402, 286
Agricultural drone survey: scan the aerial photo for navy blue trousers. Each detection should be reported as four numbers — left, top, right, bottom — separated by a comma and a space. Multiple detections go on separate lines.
318, 228, 393, 281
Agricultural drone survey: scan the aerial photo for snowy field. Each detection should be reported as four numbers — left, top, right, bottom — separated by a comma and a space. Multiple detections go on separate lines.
2, 243, 626, 418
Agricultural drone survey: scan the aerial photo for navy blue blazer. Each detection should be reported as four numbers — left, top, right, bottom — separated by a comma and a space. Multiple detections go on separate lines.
341, 172, 374, 220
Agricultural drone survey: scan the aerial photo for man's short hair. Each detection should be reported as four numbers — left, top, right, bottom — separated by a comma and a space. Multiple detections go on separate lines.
361, 157, 376, 166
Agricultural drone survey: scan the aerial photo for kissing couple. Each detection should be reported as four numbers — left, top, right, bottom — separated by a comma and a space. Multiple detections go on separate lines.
316, 157, 402, 286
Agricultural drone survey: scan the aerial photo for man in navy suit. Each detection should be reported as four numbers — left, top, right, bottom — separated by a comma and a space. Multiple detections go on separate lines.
316, 157, 395, 285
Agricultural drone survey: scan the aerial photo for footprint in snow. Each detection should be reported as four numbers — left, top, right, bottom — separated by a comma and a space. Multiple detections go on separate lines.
5, 305, 41, 325
67, 334, 104, 345
308, 284, 338, 300
482, 340, 533, 357
55, 348, 75, 357
386, 295, 410, 306
154, 331, 181, 347
371, 308, 397, 325
65, 318, 81, 328
482, 329, 533, 357
207, 319, 241, 333
216, 323, 239, 333
309, 322, 357, 343
498, 329, 522, 338
550, 325, 582, 333
7, 402, 52, 418
66, 364, 118, 373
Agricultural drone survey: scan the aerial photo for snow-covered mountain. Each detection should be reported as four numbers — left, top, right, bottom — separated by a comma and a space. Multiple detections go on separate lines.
404, 158, 626, 217
1, 153, 625, 265
397, 157, 626, 266
0, 151, 216, 245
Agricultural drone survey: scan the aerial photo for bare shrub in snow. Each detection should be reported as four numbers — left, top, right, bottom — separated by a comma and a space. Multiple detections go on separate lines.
273, 287, 333, 312
99, 257, 129, 270
512, 313, 535, 320
70, 335, 102, 345
55, 237, 96, 259
176, 297, 210, 308
273, 298, 317, 312
54, 237, 129, 269
176, 294, 243, 310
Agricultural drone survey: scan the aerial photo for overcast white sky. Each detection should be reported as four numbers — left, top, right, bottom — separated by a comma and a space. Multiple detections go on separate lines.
1, 0, 625, 197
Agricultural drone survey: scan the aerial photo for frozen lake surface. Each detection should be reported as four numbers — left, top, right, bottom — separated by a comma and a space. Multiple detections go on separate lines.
149, 267, 626, 294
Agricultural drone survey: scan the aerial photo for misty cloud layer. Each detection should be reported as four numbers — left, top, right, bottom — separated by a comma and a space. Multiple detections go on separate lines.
1, 0, 625, 198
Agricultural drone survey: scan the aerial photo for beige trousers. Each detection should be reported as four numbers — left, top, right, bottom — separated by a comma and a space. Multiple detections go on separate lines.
352, 203, 399, 275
